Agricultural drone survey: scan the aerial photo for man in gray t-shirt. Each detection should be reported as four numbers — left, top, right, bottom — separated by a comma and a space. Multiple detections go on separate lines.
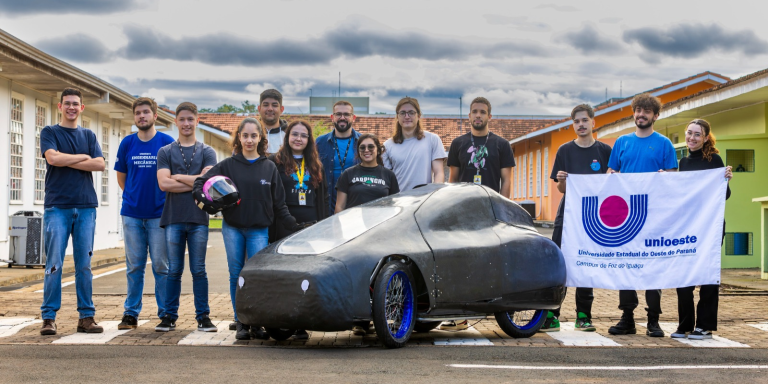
382, 98, 446, 191
157, 141, 217, 227
155, 102, 218, 333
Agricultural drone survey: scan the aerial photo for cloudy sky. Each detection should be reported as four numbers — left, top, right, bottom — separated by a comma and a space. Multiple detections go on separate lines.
1, 0, 766, 115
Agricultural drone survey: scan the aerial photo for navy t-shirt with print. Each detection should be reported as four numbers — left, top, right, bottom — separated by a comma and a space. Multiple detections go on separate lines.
336, 165, 399, 209
40, 124, 103, 208
114, 131, 175, 218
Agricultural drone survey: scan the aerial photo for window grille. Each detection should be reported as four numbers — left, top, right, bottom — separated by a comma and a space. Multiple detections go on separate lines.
543, 147, 549, 197
101, 123, 110, 204
536, 150, 541, 197
528, 153, 533, 198
726, 150, 755, 173
725, 232, 752, 255
35, 104, 47, 203
10, 97, 24, 203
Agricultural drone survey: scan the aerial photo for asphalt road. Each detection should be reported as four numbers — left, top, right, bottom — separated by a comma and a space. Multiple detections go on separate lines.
2, 344, 767, 383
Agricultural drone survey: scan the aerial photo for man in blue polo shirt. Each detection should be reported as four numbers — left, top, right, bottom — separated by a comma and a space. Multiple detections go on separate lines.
606, 93, 678, 338
39, 88, 106, 335
115, 97, 175, 330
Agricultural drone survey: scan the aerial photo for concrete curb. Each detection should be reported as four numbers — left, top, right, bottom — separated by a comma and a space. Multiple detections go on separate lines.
0, 256, 126, 288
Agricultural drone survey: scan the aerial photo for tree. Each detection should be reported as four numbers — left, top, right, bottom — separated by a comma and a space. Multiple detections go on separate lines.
242, 100, 256, 113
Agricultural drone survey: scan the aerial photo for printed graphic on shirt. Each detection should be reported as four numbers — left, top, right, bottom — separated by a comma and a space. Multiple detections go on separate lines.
590, 159, 600, 171
351, 175, 386, 186
468, 145, 488, 171
130, 152, 158, 168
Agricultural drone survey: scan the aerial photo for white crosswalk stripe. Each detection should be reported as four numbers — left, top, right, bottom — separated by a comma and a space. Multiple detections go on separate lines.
177, 321, 238, 345
747, 323, 768, 332
543, 322, 622, 346
640, 322, 749, 348
433, 326, 494, 346
52, 320, 149, 344
0, 318, 42, 338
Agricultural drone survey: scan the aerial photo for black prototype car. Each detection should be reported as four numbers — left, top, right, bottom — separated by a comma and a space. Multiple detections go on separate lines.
236, 183, 566, 348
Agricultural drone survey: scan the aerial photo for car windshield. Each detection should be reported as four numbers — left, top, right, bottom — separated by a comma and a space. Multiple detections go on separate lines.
278, 206, 401, 255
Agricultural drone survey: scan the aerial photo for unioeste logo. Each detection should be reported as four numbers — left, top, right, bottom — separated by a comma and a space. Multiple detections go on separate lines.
582, 194, 648, 247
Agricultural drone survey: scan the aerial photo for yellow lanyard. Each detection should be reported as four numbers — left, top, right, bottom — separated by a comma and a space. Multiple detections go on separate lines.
297, 158, 306, 190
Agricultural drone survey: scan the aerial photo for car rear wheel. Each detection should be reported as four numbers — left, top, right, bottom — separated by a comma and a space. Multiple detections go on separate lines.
494, 310, 546, 338
264, 328, 296, 341
413, 321, 442, 333
372, 261, 416, 348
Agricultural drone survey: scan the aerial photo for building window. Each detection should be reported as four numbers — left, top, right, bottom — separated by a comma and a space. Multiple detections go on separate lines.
726, 150, 754, 173
521, 155, 526, 198
82, 118, 90, 130
543, 147, 549, 197
101, 123, 110, 204
35, 103, 47, 203
528, 153, 533, 198
675, 147, 688, 162
10, 97, 24, 203
536, 150, 541, 197
515, 157, 520, 198
725, 232, 753, 255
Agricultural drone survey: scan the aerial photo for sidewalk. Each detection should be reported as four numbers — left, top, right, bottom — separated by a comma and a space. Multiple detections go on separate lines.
0, 245, 126, 288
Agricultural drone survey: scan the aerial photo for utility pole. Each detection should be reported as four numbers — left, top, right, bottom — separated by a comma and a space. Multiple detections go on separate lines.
338, 72, 341, 98
459, 97, 463, 132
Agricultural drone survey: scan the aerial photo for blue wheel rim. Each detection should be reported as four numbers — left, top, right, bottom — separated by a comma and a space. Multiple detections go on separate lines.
385, 270, 414, 339
506, 310, 544, 331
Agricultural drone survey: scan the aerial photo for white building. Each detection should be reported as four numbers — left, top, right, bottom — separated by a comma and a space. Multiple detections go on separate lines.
0, 28, 231, 261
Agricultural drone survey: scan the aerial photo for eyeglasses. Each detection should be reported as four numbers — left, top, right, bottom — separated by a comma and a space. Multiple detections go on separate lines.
359, 144, 376, 152
62, 102, 81, 108
290, 132, 309, 139
334, 112, 352, 118
398, 111, 418, 117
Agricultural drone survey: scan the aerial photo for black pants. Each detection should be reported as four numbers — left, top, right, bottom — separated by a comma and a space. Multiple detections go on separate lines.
618, 289, 662, 317
552, 225, 594, 319
676, 285, 719, 331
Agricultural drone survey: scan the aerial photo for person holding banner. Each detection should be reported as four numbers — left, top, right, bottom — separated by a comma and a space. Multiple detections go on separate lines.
606, 93, 678, 338
673, 119, 732, 340
543, 104, 612, 332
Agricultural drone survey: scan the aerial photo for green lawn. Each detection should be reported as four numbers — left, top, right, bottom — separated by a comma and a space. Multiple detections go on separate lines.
209, 218, 222, 229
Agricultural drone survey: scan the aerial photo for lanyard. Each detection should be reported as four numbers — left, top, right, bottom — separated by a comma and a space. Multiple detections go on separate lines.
469, 132, 490, 175
296, 158, 306, 190
177, 141, 197, 174
333, 135, 353, 172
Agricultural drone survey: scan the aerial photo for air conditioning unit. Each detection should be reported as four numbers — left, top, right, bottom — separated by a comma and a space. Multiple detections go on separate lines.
8, 211, 45, 267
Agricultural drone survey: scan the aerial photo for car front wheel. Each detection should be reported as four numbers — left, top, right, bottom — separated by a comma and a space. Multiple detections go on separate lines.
494, 310, 546, 338
372, 261, 416, 348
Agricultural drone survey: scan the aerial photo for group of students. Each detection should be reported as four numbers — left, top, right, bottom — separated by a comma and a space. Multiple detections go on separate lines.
36, 86, 730, 342
545, 94, 732, 341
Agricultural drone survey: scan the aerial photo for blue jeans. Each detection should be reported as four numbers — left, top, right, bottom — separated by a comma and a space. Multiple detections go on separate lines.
165, 223, 210, 321
222, 221, 268, 322
41, 207, 96, 320
122, 216, 168, 319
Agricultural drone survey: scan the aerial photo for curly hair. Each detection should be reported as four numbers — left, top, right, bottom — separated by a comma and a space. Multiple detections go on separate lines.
688, 119, 719, 162
231, 117, 267, 157
355, 133, 384, 165
631, 93, 662, 115
275, 120, 323, 188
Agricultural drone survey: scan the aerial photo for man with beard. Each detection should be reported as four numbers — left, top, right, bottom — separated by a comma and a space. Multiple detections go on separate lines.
606, 93, 678, 338
316, 100, 361, 214
115, 97, 175, 330
444, 97, 514, 330
259, 89, 287, 154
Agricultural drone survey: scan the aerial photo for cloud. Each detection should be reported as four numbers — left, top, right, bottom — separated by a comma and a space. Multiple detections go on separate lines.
556, 24, 625, 55
599, 17, 622, 24
483, 15, 550, 32
623, 23, 768, 63
114, 22, 551, 67
464, 88, 582, 114
0, 0, 141, 15
534, 4, 579, 12
35, 34, 114, 63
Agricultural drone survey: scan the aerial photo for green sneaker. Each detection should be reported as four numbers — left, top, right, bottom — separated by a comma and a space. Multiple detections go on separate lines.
574, 312, 596, 332
539, 311, 560, 332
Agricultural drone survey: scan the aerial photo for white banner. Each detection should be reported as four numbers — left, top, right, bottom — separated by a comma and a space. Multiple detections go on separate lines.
561, 169, 727, 290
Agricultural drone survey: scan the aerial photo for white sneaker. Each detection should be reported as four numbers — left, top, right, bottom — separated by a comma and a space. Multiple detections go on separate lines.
439, 320, 468, 331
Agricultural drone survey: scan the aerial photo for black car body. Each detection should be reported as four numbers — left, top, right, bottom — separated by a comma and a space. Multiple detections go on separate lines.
236, 183, 566, 343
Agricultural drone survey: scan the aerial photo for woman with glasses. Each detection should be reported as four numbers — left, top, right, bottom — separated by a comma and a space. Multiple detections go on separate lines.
270, 120, 328, 241
193, 117, 297, 341
335, 133, 400, 213
673, 119, 732, 340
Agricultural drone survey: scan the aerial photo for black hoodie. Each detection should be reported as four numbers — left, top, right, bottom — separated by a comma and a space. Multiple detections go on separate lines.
193, 153, 296, 229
